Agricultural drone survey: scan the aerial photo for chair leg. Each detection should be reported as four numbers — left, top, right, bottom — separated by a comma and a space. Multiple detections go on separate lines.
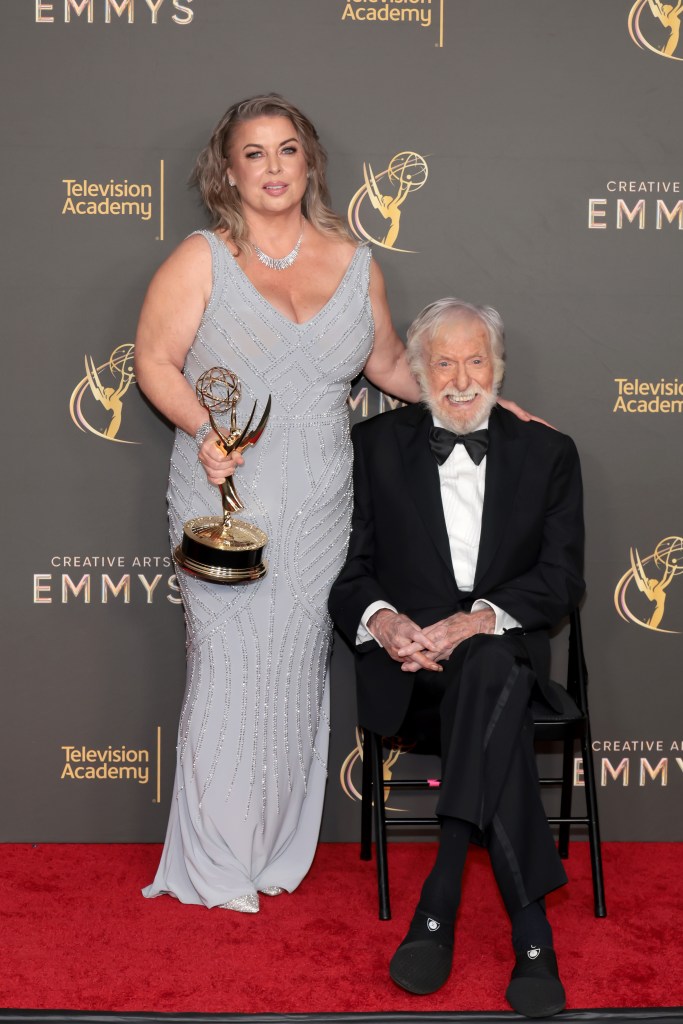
581, 732, 607, 917
558, 738, 574, 859
360, 729, 372, 861
370, 732, 391, 920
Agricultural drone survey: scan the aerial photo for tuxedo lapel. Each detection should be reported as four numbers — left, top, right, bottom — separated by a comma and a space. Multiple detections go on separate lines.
395, 406, 455, 581
474, 407, 528, 588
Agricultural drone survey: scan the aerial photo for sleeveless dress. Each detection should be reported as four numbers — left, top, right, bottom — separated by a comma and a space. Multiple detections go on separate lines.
143, 232, 373, 906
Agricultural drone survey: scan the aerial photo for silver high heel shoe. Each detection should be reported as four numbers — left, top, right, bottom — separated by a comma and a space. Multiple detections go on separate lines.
218, 893, 260, 913
259, 886, 286, 896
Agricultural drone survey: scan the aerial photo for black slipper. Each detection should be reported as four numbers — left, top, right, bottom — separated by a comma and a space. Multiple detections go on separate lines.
505, 946, 566, 1018
389, 910, 454, 995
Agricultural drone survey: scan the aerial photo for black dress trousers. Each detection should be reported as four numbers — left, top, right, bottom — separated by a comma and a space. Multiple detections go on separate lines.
398, 633, 568, 912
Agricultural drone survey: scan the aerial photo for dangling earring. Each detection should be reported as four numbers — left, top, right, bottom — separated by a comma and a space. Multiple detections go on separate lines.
228, 176, 236, 187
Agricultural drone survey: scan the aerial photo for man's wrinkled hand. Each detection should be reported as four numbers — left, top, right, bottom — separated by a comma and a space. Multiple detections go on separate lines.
367, 609, 443, 672
398, 608, 495, 663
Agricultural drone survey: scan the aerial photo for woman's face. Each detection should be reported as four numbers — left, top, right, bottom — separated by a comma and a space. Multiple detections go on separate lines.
226, 115, 309, 217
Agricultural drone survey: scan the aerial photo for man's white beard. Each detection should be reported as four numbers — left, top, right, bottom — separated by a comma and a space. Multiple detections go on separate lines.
422, 383, 498, 435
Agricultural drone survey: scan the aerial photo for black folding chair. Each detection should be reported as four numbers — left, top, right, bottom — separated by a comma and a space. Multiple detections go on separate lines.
359, 608, 606, 920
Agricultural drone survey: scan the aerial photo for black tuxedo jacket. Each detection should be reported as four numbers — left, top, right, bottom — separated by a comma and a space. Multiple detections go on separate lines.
329, 404, 585, 735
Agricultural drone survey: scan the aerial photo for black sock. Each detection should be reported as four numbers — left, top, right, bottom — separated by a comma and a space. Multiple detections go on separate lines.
511, 898, 553, 952
415, 815, 472, 927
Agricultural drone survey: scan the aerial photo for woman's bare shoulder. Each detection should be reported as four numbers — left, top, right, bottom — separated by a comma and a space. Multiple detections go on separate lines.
142, 233, 214, 310
155, 232, 213, 281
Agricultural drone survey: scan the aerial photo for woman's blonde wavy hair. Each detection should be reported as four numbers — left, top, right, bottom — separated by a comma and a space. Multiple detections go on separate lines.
192, 94, 351, 255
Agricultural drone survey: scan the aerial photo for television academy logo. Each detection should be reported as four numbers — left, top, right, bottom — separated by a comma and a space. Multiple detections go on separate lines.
615, 536, 683, 633
61, 163, 166, 239
69, 343, 138, 444
339, 0, 449, 46
341, 0, 433, 29
60, 728, 162, 802
348, 151, 429, 252
613, 377, 683, 414
628, 0, 683, 61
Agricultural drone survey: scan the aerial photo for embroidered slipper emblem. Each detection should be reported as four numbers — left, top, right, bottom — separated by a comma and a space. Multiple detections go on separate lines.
427, 918, 440, 931
527, 945, 540, 960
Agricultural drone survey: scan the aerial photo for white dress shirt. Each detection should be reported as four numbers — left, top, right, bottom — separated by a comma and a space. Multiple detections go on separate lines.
356, 415, 521, 646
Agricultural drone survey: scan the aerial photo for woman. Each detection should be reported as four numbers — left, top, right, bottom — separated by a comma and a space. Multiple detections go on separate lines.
136, 94, 530, 913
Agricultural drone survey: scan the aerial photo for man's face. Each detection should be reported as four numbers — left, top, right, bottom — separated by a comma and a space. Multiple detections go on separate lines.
423, 315, 496, 434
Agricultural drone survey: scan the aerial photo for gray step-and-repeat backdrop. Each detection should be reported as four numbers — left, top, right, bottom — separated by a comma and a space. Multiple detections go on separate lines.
2, 0, 682, 844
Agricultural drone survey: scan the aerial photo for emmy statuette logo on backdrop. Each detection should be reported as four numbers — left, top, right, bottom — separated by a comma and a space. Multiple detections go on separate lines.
348, 151, 429, 252
69, 343, 138, 444
629, 0, 683, 61
615, 535, 683, 632
340, 728, 424, 811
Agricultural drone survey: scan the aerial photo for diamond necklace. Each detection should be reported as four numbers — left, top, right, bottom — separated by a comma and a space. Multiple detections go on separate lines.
252, 228, 303, 271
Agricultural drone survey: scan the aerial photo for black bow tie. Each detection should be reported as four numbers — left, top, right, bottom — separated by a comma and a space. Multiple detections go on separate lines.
428, 425, 489, 466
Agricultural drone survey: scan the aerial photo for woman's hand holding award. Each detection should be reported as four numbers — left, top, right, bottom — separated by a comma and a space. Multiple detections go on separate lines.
174, 368, 271, 583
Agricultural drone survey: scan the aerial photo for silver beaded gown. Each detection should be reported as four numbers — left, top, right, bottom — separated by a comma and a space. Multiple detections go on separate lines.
143, 231, 373, 906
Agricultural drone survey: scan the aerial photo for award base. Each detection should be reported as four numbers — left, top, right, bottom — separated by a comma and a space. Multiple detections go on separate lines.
174, 516, 268, 584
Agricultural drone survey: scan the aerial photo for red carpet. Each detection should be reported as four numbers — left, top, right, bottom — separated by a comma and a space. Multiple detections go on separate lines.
1, 842, 682, 1015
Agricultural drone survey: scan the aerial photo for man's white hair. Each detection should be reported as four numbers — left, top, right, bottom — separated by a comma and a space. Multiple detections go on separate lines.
406, 298, 506, 393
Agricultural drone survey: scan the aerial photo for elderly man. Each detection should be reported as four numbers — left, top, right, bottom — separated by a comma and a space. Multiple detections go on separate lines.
329, 299, 584, 1016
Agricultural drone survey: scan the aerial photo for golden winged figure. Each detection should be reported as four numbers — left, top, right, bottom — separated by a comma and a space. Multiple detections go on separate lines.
84, 354, 133, 439
630, 545, 678, 629
363, 161, 414, 249
647, 0, 683, 56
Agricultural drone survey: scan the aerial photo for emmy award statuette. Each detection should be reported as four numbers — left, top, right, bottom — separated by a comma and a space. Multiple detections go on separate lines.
174, 368, 271, 584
